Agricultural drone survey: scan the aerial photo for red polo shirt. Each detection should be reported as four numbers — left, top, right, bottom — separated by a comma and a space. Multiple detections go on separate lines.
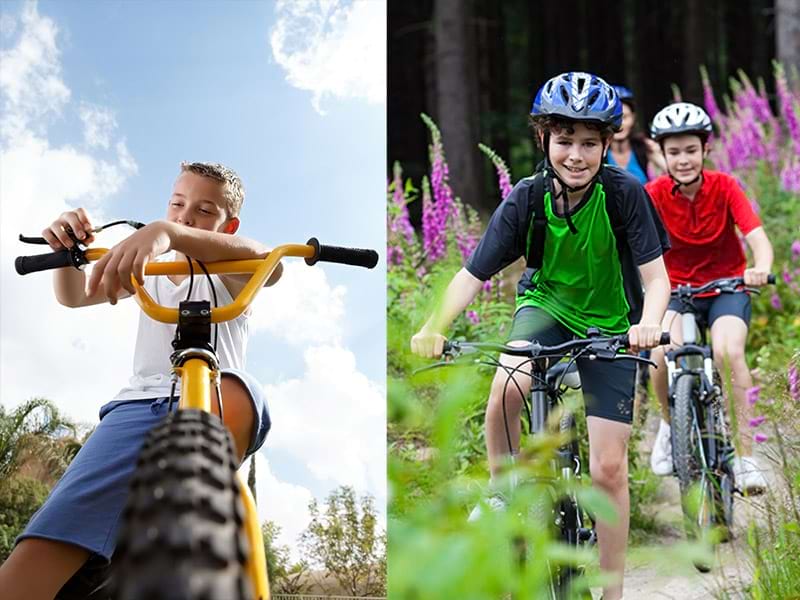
645, 171, 761, 287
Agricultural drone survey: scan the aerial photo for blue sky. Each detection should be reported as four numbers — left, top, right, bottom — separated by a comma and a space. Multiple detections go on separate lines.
0, 0, 386, 554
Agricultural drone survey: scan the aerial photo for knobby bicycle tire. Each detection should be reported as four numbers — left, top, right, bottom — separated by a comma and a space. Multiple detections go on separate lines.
672, 373, 719, 572
111, 410, 253, 600
553, 414, 592, 600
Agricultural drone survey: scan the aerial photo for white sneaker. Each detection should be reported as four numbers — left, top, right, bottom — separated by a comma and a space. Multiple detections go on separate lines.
467, 493, 507, 522
650, 419, 673, 476
733, 456, 768, 494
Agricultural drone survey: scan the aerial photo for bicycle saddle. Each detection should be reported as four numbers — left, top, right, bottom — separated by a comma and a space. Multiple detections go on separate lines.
546, 361, 581, 390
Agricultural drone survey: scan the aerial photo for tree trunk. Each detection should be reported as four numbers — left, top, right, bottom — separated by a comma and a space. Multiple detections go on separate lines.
433, 0, 484, 213
777, 0, 800, 73
682, 0, 704, 103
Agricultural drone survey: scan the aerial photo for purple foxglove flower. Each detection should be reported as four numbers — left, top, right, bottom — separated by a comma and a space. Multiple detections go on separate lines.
792, 240, 800, 260
784, 269, 793, 284
749, 415, 767, 428
770, 293, 783, 310
746, 386, 761, 406
754, 432, 768, 444
466, 310, 480, 325
789, 365, 799, 401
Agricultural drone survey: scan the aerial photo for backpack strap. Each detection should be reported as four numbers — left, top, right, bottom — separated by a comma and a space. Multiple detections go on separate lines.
600, 169, 625, 238
525, 172, 547, 270
600, 168, 645, 323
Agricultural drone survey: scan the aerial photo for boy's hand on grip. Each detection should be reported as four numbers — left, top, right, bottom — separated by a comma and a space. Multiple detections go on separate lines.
42, 208, 95, 250
410, 330, 447, 359
627, 323, 663, 353
743, 268, 769, 286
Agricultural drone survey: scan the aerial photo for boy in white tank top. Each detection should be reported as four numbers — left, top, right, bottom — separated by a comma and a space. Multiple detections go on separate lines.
0, 162, 280, 600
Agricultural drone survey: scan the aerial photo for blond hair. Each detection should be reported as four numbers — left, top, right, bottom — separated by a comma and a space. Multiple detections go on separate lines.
179, 161, 245, 217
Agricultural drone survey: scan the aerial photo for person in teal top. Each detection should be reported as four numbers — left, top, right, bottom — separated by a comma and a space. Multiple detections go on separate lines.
410, 72, 671, 600
608, 85, 665, 183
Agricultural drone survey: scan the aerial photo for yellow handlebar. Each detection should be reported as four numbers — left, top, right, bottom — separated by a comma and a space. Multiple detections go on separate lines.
86, 243, 315, 324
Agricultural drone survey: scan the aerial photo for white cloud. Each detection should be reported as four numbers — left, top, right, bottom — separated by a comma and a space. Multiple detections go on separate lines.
269, 0, 386, 114
0, 3, 70, 141
264, 344, 386, 499
238, 452, 313, 559
0, 2, 139, 424
79, 102, 117, 149
250, 261, 346, 346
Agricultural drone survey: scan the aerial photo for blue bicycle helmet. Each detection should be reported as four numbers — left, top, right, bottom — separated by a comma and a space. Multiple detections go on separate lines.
531, 72, 623, 131
613, 85, 635, 110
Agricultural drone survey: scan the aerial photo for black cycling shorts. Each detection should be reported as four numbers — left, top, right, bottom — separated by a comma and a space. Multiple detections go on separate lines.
507, 306, 635, 425
667, 291, 751, 329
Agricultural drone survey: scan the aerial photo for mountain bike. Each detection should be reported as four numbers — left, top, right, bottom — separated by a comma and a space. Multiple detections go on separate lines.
16, 223, 378, 600
666, 275, 774, 572
430, 329, 668, 600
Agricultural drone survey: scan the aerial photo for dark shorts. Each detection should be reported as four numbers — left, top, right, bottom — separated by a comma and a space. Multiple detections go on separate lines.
667, 291, 751, 329
507, 306, 636, 424
16, 368, 270, 562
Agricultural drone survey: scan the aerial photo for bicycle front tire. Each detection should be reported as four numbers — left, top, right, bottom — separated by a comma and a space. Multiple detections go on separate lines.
672, 373, 715, 572
111, 410, 253, 600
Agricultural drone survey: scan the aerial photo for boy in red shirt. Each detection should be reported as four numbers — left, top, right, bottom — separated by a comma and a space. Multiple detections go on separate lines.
645, 102, 774, 492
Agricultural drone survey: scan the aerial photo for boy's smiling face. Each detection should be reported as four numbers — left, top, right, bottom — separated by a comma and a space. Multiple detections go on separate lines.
167, 171, 239, 234
662, 134, 707, 185
546, 122, 609, 189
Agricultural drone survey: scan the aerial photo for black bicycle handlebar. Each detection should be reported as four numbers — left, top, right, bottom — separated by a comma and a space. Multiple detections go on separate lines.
304, 237, 379, 269
442, 331, 670, 360
672, 275, 776, 298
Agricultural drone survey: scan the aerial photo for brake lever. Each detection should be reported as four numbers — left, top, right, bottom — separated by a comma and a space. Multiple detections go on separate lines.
613, 354, 657, 368
744, 287, 761, 295
411, 359, 458, 376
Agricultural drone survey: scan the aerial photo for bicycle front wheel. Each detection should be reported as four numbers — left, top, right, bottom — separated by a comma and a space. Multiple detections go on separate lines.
671, 373, 715, 572
112, 410, 253, 600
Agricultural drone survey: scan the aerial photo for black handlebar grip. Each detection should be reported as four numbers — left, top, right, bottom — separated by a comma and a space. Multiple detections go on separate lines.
15, 250, 74, 275
442, 341, 453, 353
768, 274, 776, 285
305, 238, 379, 269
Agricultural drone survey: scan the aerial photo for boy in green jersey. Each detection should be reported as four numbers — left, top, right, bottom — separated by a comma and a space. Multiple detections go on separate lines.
411, 72, 671, 600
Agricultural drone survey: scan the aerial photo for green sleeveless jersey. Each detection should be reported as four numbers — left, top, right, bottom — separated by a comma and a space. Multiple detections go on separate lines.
517, 183, 631, 336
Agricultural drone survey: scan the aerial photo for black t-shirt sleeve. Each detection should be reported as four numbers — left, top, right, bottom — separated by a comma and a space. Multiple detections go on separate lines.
611, 168, 671, 265
464, 179, 532, 280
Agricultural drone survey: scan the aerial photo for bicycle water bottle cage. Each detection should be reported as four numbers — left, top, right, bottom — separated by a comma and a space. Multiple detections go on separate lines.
171, 300, 213, 353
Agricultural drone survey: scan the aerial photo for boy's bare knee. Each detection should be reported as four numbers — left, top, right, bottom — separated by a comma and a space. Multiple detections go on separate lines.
214, 374, 256, 462
590, 455, 628, 491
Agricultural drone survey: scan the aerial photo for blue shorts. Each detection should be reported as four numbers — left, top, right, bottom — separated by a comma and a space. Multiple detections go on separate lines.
15, 368, 270, 561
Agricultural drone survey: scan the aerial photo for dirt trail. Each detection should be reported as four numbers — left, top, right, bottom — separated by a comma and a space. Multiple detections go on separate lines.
590, 417, 771, 600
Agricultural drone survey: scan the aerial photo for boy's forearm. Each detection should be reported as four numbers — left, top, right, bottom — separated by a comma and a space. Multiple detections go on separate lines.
165, 221, 270, 262
638, 256, 670, 326
53, 267, 87, 307
745, 227, 773, 272
640, 276, 670, 326
421, 268, 484, 334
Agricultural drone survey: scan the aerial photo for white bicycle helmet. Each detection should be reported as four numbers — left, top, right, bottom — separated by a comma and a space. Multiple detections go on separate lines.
650, 102, 712, 142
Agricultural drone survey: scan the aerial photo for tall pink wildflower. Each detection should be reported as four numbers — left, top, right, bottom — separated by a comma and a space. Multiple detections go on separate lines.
775, 62, 800, 154
479, 143, 513, 200
701, 66, 724, 125
420, 175, 442, 259
422, 114, 457, 261
390, 162, 416, 245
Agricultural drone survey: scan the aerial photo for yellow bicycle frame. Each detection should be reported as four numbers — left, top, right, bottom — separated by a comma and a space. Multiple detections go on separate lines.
86, 243, 316, 600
